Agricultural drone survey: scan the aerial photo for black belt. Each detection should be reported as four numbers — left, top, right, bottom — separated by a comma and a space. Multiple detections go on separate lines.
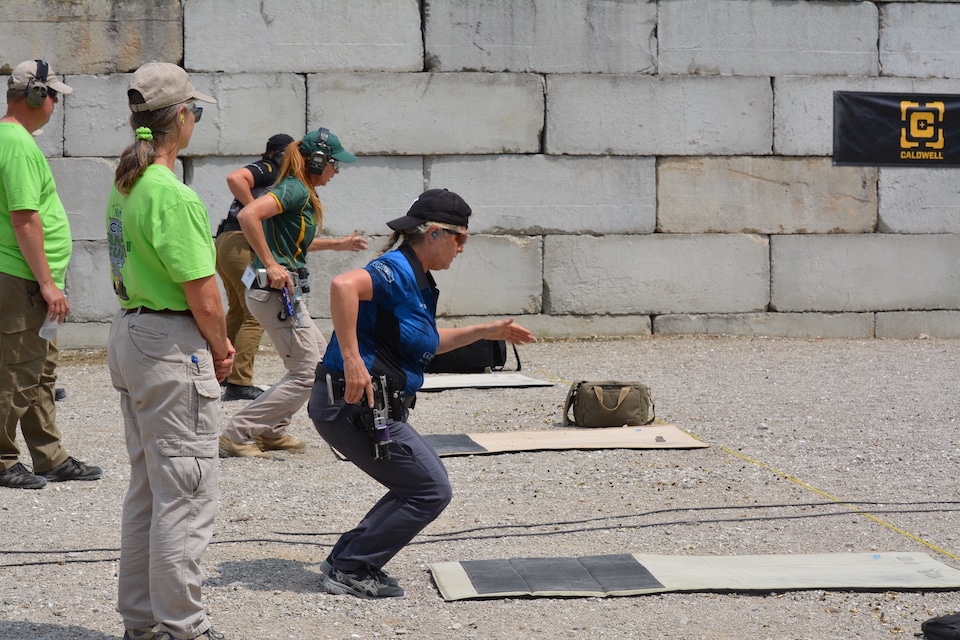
248, 279, 279, 291
215, 218, 242, 236
123, 307, 193, 317
317, 365, 347, 399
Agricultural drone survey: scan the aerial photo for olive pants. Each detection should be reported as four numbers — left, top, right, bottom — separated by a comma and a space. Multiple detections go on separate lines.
214, 230, 264, 386
0, 272, 68, 473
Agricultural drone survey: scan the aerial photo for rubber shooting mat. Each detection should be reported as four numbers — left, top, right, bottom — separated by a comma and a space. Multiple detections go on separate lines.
424, 425, 706, 457
420, 372, 554, 390
429, 552, 960, 601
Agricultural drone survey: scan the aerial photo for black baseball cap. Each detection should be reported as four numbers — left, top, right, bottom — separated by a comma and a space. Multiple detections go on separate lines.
387, 189, 472, 231
265, 133, 294, 155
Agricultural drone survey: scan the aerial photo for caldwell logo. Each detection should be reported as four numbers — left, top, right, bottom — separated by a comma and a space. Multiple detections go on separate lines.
900, 100, 945, 160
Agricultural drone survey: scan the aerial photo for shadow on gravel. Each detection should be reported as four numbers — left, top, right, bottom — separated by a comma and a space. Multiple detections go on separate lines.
211, 557, 322, 594
0, 621, 117, 640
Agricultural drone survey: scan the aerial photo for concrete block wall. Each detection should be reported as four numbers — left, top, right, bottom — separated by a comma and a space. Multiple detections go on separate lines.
3, 0, 959, 347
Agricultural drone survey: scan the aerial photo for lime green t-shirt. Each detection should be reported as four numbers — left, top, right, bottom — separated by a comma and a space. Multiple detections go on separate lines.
0, 122, 72, 288
106, 164, 215, 310
253, 176, 319, 271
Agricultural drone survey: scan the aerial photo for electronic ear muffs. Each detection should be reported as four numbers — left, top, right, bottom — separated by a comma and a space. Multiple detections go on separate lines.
25, 59, 49, 109
306, 128, 333, 173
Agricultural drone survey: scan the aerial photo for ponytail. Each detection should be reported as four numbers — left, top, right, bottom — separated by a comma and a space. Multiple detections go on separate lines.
276, 141, 324, 228
377, 224, 429, 256
114, 104, 180, 195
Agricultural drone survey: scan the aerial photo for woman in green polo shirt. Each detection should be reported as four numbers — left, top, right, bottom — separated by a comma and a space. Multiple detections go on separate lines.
219, 128, 366, 459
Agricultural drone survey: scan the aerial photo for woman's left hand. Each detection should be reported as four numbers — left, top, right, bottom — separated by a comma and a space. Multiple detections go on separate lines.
487, 318, 535, 345
339, 232, 368, 252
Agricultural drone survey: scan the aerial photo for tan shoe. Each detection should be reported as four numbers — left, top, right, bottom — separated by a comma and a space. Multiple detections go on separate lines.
218, 436, 273, 459
256, 433, 307, 453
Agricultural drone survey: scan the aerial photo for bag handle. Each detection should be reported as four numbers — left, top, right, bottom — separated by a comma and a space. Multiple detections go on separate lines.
591, 386, 657, 424
594, 385, 632, 411
561, 381, 582, 427
490, 341, 522, 372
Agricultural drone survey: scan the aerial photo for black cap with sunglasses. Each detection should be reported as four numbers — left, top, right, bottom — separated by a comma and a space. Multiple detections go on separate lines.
386, 189, 471, 232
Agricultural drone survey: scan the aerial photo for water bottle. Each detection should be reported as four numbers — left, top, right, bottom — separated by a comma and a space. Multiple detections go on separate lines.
38, 317, 60, 341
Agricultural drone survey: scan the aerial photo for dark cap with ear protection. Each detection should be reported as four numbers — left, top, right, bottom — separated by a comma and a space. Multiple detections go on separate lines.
387, 189, 472, 231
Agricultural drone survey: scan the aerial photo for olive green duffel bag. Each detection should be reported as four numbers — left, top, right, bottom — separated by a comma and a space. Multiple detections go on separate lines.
561, 380, 655, 428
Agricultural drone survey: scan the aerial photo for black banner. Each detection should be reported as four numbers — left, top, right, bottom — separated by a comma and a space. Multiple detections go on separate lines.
833, 91, 960, 167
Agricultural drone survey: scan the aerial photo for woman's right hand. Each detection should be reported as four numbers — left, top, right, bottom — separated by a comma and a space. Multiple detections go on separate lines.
213, 340, 236, 382
265, 263, 293, 290
342, 354, 374, 406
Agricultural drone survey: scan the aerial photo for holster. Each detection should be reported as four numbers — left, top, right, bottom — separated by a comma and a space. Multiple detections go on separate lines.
315, 364, 416, 460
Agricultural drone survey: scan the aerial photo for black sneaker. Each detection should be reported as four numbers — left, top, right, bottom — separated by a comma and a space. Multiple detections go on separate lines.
322, 566, 406, 599
55, 387, 66, 401
38, 457, 103, 482
222, 383, 264, 401
0, 463, 47, 489
320, 554, 400, 587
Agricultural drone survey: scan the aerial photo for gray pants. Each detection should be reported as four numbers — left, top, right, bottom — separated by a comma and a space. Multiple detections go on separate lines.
222, 288, 326, 443
309, 385, 453, 572
108, 310, 221, 639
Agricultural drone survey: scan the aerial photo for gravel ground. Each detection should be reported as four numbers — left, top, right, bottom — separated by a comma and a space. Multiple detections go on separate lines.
1, 334, 959, 640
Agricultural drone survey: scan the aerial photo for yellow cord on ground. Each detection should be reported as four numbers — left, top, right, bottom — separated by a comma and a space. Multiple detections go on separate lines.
719, 444, 960, 562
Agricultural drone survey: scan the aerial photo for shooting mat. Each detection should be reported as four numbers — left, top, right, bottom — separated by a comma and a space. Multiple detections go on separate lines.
420, 372, 554, 390
331, 425, 705, 460
424, 425, 706, 456
429, 552, 960, 601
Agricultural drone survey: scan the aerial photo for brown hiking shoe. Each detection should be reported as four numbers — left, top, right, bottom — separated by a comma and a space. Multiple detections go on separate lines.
256, 433, 306, 453
218, 436, 272, 459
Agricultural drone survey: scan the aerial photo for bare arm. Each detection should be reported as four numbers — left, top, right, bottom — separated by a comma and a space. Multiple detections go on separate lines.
183, 275, 235, 381
10, 210, 69, 322
226, 167, 257, 206
437, 318, 535, 354
329, 268, 374, 405
237, 194, 292, 289
308, 231, 368, 253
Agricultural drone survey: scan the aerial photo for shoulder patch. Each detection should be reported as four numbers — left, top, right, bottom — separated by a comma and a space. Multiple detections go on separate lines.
371, 260, 395, 283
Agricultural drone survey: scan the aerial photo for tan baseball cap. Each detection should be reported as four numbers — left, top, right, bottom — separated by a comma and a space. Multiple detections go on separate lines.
8, 59, 73, 94
127, 61, 215, 113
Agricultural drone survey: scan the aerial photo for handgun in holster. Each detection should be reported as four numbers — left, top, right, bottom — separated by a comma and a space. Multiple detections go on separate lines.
278, 271, 305, 328
357, 375, 400, 460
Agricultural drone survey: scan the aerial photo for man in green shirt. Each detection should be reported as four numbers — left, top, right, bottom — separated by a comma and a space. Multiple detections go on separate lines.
0, 59, 102, 489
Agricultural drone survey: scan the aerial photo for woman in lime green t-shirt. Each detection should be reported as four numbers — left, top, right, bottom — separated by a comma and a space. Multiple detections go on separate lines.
105, 61, 232, 640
